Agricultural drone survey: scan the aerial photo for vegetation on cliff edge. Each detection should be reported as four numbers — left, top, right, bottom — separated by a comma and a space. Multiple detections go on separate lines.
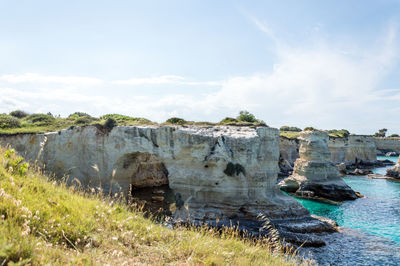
0, 147, 306, 265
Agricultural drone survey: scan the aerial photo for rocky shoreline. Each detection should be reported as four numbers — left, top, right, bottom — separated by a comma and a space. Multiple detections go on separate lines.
0, 124, 398, 248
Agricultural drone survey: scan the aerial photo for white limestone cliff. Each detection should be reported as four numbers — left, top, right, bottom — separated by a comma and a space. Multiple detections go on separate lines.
0, 125, 309, 222
279, 135, 377, 169
279, 130, 357, 201
328, 135, 377, 166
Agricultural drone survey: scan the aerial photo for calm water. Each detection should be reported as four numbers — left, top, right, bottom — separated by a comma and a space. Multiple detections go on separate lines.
296, 156, 400, 265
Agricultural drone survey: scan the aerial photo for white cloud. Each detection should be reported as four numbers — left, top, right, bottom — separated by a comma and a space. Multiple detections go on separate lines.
0, 73, 103, 85
112, 75, 221, 86
0, 21, 399, 134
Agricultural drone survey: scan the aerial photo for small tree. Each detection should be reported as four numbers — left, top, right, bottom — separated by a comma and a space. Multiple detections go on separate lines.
236, 111, 258, 123
374, 128, 387, 137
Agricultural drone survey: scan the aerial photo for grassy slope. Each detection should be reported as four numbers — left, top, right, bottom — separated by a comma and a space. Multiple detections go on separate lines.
0, 147, 304, 265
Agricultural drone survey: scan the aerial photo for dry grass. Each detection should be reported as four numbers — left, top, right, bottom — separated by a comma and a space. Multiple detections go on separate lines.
0, 146, 309, 265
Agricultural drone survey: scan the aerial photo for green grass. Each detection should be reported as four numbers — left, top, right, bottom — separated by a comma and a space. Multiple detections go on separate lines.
280, 131, 301, 139
0, 112, 270, 136
0, 147, 307, 265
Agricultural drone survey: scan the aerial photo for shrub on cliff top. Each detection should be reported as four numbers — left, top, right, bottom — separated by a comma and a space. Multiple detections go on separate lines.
236, 111, 259, 123
25, 113, 55, 125
0, 114, 21, 129
9, 110, 28, 118
280, 126, 302, 132
220, 117, 239, 123
165, 117, 186, 125
104, 118, 117, 130
328, 129, 350, 138
303, 127, 315, 131
374, 128, 388, 137
390, 134, 399, 138
68, 112, 92, 119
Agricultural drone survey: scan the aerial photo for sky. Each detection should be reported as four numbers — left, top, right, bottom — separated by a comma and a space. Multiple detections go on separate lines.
0, 0, 400, 134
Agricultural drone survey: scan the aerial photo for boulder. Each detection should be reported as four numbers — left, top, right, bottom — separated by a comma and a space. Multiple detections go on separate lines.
386, 157, 400, 179
337, 163, 347, 175
348, 168, 373, 176
385, 151, 399, 157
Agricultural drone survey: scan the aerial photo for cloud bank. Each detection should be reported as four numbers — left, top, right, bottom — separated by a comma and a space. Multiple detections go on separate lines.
1, 21, 399, 134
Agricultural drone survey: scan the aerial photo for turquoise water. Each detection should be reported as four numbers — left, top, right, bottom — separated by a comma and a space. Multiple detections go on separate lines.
296, 156, 400, 265
296, 156, 400, 244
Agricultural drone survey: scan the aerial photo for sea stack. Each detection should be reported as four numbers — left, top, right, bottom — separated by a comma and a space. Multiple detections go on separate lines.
386, 157, 400, 179
279, 130, 358, 201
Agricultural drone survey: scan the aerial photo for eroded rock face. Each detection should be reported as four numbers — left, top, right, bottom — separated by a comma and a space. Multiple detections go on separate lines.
328, 135, 377, 166
279, 135, 377, 173
279, 130, 357, 201
386, 157, 400, 179
374, 137, 400, 154
279, 136, 299, 166
0, 125, 309, 222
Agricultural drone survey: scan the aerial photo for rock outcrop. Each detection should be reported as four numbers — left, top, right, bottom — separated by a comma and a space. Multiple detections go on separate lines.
279, 135, 378, 175
279, 136, 299, 165
279, 130, 358, 201
0, 125, 311, 222
278, 136, 299, 176
386, 157, 400, 179
328, 135, 377, 166
374, 137, 400, 155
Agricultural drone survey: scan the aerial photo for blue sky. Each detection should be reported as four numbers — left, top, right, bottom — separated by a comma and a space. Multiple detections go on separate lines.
1, 0, 400, 134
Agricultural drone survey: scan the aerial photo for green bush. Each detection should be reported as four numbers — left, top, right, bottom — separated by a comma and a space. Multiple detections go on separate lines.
0, 114, 21, 129
104, 118, 117, 130
304, 127, 315, 131
68, 112, 92, 119
390, 134, 399, 138
374, 128, 387, 138
25, 114, 55, 125
9, 110, 28, 118
280, 126, 302, 132
328, 129, 350, 138
236, 111, 259, 123
74, 117, 93, 125
100, 114, 136, 121
165, 117, 186, 125
220, 117, 239, 123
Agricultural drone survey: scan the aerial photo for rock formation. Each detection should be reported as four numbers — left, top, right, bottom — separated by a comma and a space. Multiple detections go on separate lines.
279, 130, 358, 201
0, 125, 311, 222
278, 136, 298, 175
279, 135, 378, 175
374, 137, 400, 155
386, 157, 400, 179
328, 135, 377, 166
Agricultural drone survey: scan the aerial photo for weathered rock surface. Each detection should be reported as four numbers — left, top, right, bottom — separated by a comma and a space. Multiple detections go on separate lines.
386, 157, 400, 179
279, 130, 358, 201
279, 135, 378, 172
0, 125, 311, 221
328, 135, 377, 166
279, 136, 299, 171
374, 137, 400, 154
